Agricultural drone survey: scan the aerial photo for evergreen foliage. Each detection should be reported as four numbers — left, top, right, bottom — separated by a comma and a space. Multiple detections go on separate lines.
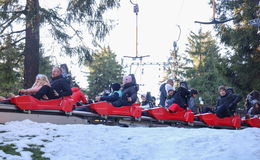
214, 0, 260, 96
164, 46, 190, 84
0, 0, 120, 87
86, 47, 124, 99
185, 29, 228, 105
0, 36, 23, 96
0, 38, 54, 96
39, 47, 54, 79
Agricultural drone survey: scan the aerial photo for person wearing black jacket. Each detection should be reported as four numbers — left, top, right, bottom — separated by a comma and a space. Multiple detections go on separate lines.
215, 86, 242, 118
112, 74, 138, 107
167, 81, 190, 112
33, 67, 72, 100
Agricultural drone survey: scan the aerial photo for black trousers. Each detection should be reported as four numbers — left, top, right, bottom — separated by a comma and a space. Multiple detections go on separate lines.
32, 85, 59, 100
216, 104, 231, 118
112, 99, 132, 107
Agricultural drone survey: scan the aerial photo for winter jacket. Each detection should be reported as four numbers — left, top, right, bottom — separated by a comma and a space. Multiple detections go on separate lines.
170, 87, 190, 109
112, 82, 138, 107
71, 87, 87, 104
248, 106, 260, 117
51, 75, 72, 97
216, 93, 241, 110
165, 93, 175, 108
159, 83, 167, 107
216, 92, 241, 118
100, 90, 122, 103
188, 96, 196, 113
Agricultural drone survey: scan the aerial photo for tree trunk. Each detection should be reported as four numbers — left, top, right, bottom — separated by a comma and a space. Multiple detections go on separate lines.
24, 0, 40, 88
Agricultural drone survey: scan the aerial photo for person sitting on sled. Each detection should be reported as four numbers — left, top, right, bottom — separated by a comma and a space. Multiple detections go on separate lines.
19, 74, 50, 96
112, 74, 138, 107
32, 66, 72, 100
188, 89, 198, 114
95, 83, 122, 103
215, 86, 242, 118
164, 84, 175, 108
247, 100, 260, 117
245, 90, 260, 112
140, 93, 149, 109
167, 81, 190, 113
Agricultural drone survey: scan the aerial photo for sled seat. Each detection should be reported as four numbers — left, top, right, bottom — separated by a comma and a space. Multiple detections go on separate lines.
10, 95, 74, 112
242, 117, 260, 128
195, 113, 241, 129
89, 101, 142, 118
147, 107, 194, 123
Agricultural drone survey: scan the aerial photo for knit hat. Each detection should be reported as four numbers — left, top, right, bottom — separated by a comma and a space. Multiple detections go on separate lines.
165, 84, 174, 93
252, 99, 260, 105
111, 83, 121, 91
123, 75, 132, 84
180, 81, 188, 90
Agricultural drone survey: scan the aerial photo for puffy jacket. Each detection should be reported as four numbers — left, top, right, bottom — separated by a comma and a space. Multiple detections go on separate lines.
112, 83, 138, 107
121, 83, 138, 104
170, 87, 190, 109
71, 87, 87, 104
51, 75, 72, 97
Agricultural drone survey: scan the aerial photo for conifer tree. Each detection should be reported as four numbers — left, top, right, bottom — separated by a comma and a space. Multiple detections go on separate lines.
0, 0, 120, 87
214, 0, 260, 96
86, 47, 123, 99
185, 30, 228, 105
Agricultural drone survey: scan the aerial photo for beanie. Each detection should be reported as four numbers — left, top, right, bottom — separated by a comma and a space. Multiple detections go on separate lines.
165, 84, 174, 93
123, 75, 132, 84
111, 83, 121, 91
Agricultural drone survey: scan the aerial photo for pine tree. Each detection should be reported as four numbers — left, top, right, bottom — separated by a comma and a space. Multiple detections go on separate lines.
185, 29, 228, 105
86, 47, 124, 99
214, 0, 260, 96
0, 0, 120, 88
0, 36, 23, 96
163, 44, 189, 85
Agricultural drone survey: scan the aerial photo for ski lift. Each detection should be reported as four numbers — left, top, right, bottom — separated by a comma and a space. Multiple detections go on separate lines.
194, 0, 233, 25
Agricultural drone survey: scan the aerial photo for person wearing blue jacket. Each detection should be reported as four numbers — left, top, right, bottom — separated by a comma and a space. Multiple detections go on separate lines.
95, 83, 122, 103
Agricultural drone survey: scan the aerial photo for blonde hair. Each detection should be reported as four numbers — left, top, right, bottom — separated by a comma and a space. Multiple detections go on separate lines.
32, 74, 50, 88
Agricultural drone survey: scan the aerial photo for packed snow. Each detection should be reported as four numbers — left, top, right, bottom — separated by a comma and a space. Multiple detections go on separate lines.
0, 120, 259, 160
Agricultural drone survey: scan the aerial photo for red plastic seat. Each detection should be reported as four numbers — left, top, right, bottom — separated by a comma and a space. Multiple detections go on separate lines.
10, 95, 74, 112
196, 113, 241, 128
147, 107, 194, 123
242, 117, 260, 128
89, 101, 142, 118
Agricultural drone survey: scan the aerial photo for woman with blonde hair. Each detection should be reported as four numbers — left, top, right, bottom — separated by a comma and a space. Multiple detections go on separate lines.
19, 74, 50, 94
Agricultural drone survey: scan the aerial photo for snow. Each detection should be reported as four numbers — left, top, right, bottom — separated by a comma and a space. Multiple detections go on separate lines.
0, 120, 260, 160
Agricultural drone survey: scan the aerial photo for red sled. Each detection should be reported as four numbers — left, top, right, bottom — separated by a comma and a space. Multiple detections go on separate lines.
243, 117, 260, 128
196, 113, 241, 129
10, 95, 75, 113
147, 107, 194, 123
89, 101, 142, 118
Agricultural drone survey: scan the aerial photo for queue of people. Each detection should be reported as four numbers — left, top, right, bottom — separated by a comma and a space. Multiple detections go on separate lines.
0, 65, 259, 119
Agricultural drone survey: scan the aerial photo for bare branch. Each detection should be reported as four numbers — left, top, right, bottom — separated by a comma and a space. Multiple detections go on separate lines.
0, 29, 26, 38
0, 10, 25, 14
0, 11, 24, 34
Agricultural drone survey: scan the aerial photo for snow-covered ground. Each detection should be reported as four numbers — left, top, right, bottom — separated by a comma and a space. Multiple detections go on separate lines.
0, 120, 259, 160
